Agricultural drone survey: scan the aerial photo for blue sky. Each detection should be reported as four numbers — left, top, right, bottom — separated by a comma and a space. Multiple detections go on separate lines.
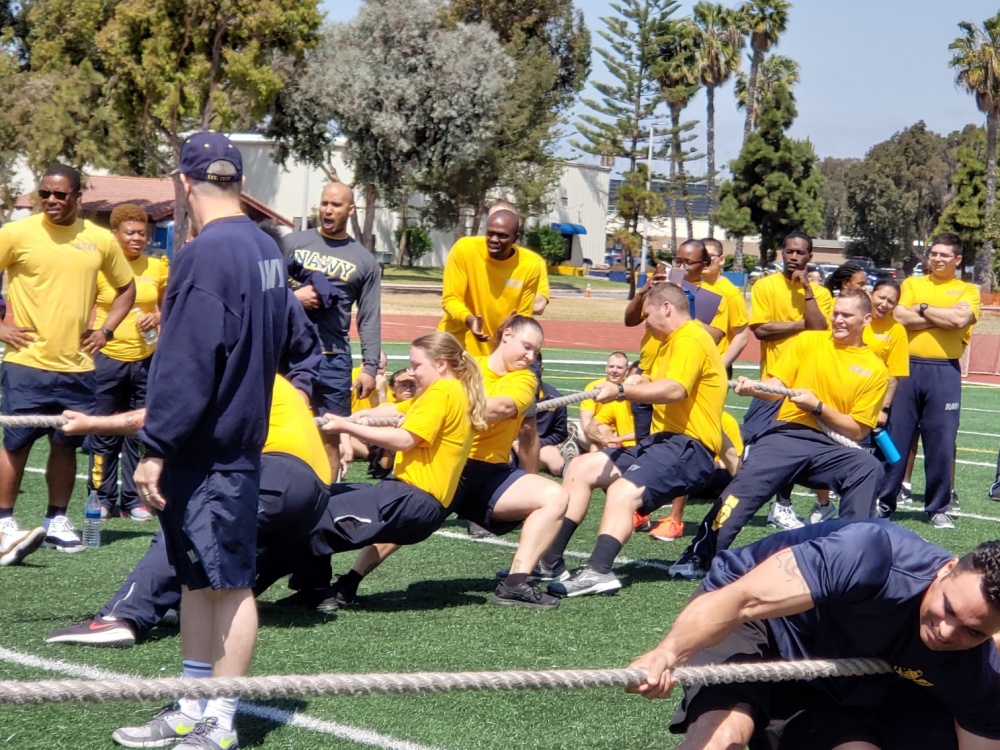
320, 0, 997, 169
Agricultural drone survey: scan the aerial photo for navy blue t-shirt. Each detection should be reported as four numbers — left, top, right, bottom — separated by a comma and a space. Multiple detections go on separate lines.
705, 519, 1000, 739
140, 216, 289, 471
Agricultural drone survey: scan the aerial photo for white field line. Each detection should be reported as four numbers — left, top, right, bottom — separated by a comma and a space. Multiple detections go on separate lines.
0, 646, 445, 750
786, 492, 1000, 523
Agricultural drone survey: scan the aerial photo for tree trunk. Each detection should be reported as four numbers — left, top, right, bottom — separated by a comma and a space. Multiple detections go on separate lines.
981, 111, 998, 290
394, 190, 410, 269
361, 183, 378, 252
470, 194, 487, 236
744, 49, 762, 139
453, 206, 469, 242
706, 84, 717, 237
171, 176, 190, 253
734, 236, 745, 273
668, 127, 678, 253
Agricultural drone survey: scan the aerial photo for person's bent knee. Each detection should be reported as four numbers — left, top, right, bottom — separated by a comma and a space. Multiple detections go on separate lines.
605, 478, 643, 511
679, 708, 754, 750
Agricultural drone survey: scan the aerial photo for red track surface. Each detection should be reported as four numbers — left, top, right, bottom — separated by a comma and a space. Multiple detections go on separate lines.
356, 315, 1000, 385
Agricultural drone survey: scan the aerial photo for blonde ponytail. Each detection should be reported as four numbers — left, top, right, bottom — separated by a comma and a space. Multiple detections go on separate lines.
411, 331, 488, 431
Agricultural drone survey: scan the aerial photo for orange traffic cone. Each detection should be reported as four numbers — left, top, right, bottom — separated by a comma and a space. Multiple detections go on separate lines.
584, 283, 592, 298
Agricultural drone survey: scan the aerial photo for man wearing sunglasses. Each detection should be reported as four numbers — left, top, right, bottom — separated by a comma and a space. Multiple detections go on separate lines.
0, 164, 135, 561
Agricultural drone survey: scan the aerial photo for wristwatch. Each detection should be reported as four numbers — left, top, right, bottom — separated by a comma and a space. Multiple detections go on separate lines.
616, 383, 626, 402
100, 327, 114, 340
811, 401, 824, 417
918, 303, 928, 318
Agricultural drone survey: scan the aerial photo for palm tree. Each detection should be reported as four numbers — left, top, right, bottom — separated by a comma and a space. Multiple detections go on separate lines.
658, 17, 701, 246
740, 0, 791, 139
950, 14, 1000, 288
693, 2, 744, 236
734, 53, 799, 129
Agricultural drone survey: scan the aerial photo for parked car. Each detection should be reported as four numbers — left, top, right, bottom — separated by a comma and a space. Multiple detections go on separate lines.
817, 262, 839, 278
911, 263, 924, 277
749, 261, 783, 283
877, 267, 902, 279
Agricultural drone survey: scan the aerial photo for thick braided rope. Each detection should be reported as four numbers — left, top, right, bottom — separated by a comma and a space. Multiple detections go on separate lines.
536, 389, 602, 412
727, 380, 861, 450
0, 414, 67, 428
0, 659, 891, 705
314, 415, 402, 428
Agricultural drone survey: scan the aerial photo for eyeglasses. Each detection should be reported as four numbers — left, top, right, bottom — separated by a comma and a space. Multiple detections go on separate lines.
707, 254, 722, 262
673, 258, 704, 268
37, 189, 73, 200
394, 380, 417, 389
927, 252, 957, 260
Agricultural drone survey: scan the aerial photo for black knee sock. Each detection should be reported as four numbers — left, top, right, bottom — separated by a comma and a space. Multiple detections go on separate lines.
504, 572, 529, 587
587, 534, 623, 574
45, 505, 66, 519
540, 518, 578, 568
0, 508, 12, 520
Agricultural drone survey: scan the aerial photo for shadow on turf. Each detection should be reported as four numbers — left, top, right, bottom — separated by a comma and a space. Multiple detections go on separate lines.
235, 698, 309, 748
99, 528, 156, 546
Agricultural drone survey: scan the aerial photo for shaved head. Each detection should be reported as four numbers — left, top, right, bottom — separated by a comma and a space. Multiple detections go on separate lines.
484, 210, 520, 260
322, 182, 355, 206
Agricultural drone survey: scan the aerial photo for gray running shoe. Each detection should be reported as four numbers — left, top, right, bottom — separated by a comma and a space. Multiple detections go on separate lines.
493, 580, 560, 609
806, 502, 837, 525
928, 512, 955, 530
547, 564, 621, 598
45, 617, 136, 647
112, 703, 200, 747
174, 718, 239, 750
495, 558, 569, 583
766, 501, 804, 530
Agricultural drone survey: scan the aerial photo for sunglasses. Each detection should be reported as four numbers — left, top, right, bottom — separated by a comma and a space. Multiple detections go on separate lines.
37, 189, 74, 200
395, 380, 417, 388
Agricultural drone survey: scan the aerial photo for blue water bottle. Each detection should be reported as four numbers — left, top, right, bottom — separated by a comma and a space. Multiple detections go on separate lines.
684, 288, 696, 318
873, 427, 901, 465
83, 491, 102, 548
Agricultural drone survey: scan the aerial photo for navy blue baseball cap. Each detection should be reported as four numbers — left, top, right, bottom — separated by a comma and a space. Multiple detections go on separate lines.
174, 131, 243, 182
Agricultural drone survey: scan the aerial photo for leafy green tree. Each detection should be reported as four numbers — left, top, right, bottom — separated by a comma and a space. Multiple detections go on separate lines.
394, 225, 434, 267
657, 17, 701, 244
615, 163, 665, 295
843, 121, 950, 265
816, 157, 859, 239
692, 2, 744, 235
935, 147, 992, 258
734, 53, 799, 129
715, 82, 823, 266
950, 13, 1000, 288
524, 225, 569, 265
739, 0, 790, 138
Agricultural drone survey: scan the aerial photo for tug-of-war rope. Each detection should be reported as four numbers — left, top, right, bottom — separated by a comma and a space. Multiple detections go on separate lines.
534, 383, 861, 450
0, 414, 404, 429
0, 658, 891, 705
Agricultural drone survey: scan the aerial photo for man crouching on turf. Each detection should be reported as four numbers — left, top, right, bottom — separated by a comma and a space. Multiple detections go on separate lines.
628, 520, 1000, 750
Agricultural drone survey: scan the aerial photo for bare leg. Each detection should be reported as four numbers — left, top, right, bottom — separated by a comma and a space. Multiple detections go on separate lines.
0, 445, 30, 511
491, 475, 568, 575
180, 586, 257, 676
46, 440, 77, 509
538, 445, 565, 476
595, 477, 644, 546
322, 434, 341, 482
669, 495, 687, 525
676, 707, 755, 750
562, 451, 621, 525
516, 417, 540, 474
349, 542, 400, 578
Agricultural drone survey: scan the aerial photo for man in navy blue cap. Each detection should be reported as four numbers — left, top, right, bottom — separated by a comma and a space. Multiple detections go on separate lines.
113, 132, 290, 750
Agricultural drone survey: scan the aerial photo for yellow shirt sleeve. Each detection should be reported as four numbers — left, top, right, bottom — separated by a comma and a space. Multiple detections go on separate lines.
440, 239, 474, 327
579, 378, 604, 415
814, 287, 834, 320
748, 275, 774, 327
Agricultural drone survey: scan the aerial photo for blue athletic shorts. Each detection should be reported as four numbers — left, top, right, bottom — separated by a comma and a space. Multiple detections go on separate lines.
310, 479, 449, 554
450, 459, 527, 535
605, 432, 716, 513
311, 351, 352, 418
0, 362, 96, 450
158, 464, 260, 591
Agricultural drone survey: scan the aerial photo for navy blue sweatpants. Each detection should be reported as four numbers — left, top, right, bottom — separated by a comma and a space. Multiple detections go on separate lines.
88, 353, 150, 513
686, 424, 882, 567
876, 357, 961, 515
96, 454, 329, 635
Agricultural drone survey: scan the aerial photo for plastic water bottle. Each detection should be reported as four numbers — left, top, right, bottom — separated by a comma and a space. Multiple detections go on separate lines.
872, 427, 901, 465
83, 491, 101, 549
133, 307, 158, 346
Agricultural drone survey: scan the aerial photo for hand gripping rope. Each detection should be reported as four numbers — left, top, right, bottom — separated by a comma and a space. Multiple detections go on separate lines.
728, 380, 861, 449
0, 658, 892, 705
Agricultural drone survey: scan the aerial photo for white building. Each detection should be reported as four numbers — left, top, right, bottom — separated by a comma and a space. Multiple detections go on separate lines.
231, 134, 611, 267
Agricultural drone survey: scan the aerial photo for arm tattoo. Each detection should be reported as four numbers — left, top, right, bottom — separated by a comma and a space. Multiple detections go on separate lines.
780, 552, 809, 594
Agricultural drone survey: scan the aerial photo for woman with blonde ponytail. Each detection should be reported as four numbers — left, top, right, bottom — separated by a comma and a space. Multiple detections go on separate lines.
277, 333, 483, 608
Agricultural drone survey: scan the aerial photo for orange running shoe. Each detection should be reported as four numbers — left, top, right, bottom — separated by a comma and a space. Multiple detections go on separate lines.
649, 517, 684, 541
633, 511, 651, 532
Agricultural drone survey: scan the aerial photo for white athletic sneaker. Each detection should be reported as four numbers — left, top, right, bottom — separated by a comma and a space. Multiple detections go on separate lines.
767, 501, 804, 530
42, 515, 85, 554
807, 502, 837, 525
0, 517, 46, 566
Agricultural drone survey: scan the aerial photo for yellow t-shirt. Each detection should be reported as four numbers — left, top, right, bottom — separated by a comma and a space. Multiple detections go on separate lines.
720, 411, 744, 460
439, 237, 542, 356
0, 214, 133, 372
593, 398, 636, 447
692, 279, 731, 348
863, 317, 909, 378
264, 375, 332, 484
898, 275, 980, 360
395, 378, 473, 507
350, 365, 379, 412
648, 320, 727, 456
749, 273, 834, 379
469, 355, 537, 463
638, 331, 662, 374
771, 331, 889, 432
579, 377, 606, 417
709, 276, 749, 355
95, 254, 169, 362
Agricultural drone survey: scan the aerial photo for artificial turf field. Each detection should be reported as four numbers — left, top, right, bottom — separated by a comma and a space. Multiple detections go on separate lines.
2, 346, 1000, 749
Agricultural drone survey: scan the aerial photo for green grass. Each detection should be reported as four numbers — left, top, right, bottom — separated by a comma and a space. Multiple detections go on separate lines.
2, 370, 1000, 748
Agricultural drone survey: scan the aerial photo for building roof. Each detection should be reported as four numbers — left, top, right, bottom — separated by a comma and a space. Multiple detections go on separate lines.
15, 174, 292, 227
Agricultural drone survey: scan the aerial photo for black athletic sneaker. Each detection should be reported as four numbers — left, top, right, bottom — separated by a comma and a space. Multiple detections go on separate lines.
495, 558, 570, 583
466, 520, 494, 539
316, 586, 354, 614
493, 580, 560, 609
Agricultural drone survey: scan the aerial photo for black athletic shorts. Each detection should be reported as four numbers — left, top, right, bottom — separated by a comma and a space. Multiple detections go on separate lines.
450, 459, 526, 535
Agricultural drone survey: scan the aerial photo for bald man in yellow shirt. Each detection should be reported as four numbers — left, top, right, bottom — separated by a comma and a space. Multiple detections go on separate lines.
875, 233, 979, 528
